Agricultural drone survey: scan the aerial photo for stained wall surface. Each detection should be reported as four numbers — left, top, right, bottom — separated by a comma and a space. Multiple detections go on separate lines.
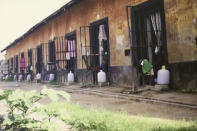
165, 0, 197, 62
6, 0, 137, 70
5, 0, 197, 73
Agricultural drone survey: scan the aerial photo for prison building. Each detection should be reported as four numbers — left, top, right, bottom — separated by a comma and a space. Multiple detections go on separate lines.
2, 0, 197, 90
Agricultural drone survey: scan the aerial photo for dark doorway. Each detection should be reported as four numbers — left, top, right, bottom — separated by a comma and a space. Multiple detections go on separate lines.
36, 45, 43, 73
65, 31, 77, 80
7, 59, 10, 73
21, 52, 24, 58
20, 52, 25, 74
48, 40, 56, 64
27, 49, 33, 75
130, 0, 168, 86
15, 55, 19, 73
28, 49, 33, 66
90, 17, 110, 84
48, 40, 56, 74
11, 58, 13, 73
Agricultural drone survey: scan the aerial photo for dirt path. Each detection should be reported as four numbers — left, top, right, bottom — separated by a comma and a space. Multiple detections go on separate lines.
0, 81, 197, 120
70, 92, 197, 120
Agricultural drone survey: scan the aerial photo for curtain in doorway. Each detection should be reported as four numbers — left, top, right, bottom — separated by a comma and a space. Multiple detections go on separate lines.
150, 12, 162, 55
20, 58, 26, 71
98, 25, 107, 66
67, 40, 76, 58
146, 18, 153, 64
66, 39, 76, 72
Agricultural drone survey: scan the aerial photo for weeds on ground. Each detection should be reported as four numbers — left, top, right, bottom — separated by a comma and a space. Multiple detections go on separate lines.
48, 80, 57, 85
5, 76, 13, 81
0, 87, 70, 130
0, 87, 197, 131
44, 102, 197, 131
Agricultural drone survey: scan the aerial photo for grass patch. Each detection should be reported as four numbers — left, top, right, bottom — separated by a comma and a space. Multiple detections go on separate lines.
48, 80, 57, 85
1, 88, 196, 131
5, 76, 13, 81
43, 102, 197, 131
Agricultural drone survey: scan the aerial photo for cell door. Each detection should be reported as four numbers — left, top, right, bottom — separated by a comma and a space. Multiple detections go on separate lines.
128, 0, 168, 86
65, 31, 77, 80
15, 56, 19, 73
48, 40, 56, 63
90, 18, 110, 84
36, 45, 43, 73
20, 52, 25, 73
28, 49, 33, 66
11, 58, 13, 73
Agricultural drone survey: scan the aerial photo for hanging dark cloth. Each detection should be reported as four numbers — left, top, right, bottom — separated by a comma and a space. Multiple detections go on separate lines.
36, 62, 42, 74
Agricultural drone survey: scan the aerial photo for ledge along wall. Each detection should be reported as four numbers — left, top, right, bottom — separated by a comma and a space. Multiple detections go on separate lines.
5, 0, 197, 89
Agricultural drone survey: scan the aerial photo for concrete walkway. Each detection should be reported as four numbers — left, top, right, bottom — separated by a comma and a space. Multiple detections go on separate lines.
0, 81, 197, 120
40, 82, 197, 108
1, 81, 197, 108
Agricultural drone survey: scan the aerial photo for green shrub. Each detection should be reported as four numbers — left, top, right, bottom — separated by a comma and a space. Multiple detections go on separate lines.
44, 102, 197, 131
48, 80, 57, 85
0, 87, 70, 130
0, 88, 197, 131
5, 76, 13, 81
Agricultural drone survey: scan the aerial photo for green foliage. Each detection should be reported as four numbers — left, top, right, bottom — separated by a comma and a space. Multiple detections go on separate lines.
5, 76, 13, 81
0, 87, 70, 130
44, 102, 197, 131
1, 87, 197, 131
48, 80, 57, 85
41, 87, 70, 102
0, 89, 13, 101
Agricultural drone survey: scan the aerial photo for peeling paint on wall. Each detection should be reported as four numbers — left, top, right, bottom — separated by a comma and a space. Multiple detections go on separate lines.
6, 0, 197, 68
6, 0, 133, 68
96, 14, 100, 20
165, 0, 197, 62
115, 35, 124, 50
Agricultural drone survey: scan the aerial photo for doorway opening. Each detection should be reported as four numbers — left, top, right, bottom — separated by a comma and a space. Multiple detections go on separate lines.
36, 45, 43, 73
27, 49, 33, 76
14, 55, 19, 74
80, 18, 110, 85
11, 58, 13, 73
48, 40, 56, 74
20, 52, 26, 74
90, 18, 110, 84
28, 49, 33, 67
127, 0, 168, 86
65, 31, 77, 81
48, 40, 56, 64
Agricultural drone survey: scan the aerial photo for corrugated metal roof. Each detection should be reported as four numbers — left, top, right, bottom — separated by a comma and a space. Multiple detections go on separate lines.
1, 0, 81, 52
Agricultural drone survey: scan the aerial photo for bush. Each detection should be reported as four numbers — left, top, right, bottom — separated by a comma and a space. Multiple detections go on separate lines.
48, 80, 57, 85
0, 88, 196, 131
0, 87, 70, 130
5, 76, 13, 81
44, 102, 197, 131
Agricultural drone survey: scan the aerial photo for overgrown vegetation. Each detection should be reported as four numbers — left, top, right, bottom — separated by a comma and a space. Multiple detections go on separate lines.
0, 87, 70, 130
0, 87, 196, 131
5, 76, 13, 81
44, 102, 197, 131
48, 80, 57, 85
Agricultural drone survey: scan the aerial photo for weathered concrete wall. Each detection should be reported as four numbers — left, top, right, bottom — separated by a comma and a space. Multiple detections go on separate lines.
5, 0, 197, 87
165, 0, 197, 62
7, 0, 138, 69
169, 61, 197, 91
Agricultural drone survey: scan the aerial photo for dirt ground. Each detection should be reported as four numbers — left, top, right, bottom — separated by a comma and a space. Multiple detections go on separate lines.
70, 93, 197, 120
0, 81, 197, 121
